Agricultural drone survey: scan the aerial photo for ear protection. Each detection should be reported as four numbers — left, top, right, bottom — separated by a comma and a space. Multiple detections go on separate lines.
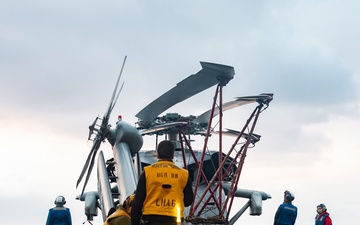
54, 195, 66, 206
284, 190, 295, 201
317, 203, 327, 212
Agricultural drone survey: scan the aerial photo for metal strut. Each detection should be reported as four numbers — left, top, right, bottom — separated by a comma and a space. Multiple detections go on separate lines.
186, 86, 271, 224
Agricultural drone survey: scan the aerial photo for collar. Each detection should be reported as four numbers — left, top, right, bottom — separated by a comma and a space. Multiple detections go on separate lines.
157, 159, 173, 162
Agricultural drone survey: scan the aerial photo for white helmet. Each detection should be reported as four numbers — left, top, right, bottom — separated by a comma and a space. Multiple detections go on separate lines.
54, 195, 66, 206
284, 190, 295, 202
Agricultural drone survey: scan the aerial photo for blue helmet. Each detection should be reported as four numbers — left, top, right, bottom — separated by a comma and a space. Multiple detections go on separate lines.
284, 190, 295, 202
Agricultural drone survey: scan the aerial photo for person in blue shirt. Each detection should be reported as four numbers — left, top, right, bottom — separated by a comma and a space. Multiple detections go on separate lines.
46, 195, 72, 225
274, 190, 298, 225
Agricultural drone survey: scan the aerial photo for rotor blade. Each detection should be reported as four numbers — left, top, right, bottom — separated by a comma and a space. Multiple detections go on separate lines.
87, 116, 99, 140
79, 145, 99, 197
139, 121, 188, 135
77, 56, 127, 197
104, 56, 127, 120
76, 118, 110, 190
76, 137, 102, 189
234, 93, 273, 103
212, 129, 261, 144
194, 100, 253, 124
110, 81, 125, 113
194, 93, 273, 124
135, 62, 235, 122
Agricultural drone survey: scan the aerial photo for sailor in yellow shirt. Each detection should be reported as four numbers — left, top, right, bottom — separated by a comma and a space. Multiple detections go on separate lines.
104, 194, 134, 225
131, 140, 194, 225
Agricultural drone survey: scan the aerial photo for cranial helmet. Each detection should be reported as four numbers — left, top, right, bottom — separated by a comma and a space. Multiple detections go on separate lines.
123, 194, 135, 212
317, 203, 327, 211
54, 195, 66, 206
284, 190, 295, 202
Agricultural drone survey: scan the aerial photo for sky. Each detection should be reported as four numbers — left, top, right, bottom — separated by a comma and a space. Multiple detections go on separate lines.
1, 0, 360, 224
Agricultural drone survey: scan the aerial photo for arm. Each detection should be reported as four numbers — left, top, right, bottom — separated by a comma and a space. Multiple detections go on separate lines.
324, 215, 332, 225
292, 206, 298, 224
273, 206, 280, 225
67, 208, 72, 225
46, 209, 53, 225
183, 176, 194, 207
131, 172, 147, 225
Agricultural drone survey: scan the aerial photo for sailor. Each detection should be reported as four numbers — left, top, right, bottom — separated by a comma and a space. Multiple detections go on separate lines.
46, 195, 72, 225
315, 203, 333, 225
131, 140, 194, 225
103, 194, 134, 225
273, 190, 298, 225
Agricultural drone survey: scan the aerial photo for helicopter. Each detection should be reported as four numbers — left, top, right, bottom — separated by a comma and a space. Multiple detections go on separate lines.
76, 57, 273, 225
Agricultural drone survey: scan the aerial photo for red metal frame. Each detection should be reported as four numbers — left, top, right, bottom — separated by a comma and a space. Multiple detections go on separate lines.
176, 82, 268, 224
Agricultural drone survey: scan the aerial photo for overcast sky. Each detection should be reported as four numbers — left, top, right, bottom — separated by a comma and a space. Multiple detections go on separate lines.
1, 1, 360, 225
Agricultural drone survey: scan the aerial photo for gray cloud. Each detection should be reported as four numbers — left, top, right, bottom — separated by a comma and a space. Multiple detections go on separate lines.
1, 1, 360, 225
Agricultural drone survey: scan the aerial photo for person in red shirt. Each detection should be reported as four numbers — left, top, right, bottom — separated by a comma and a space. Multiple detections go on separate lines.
315, 204, 332, 225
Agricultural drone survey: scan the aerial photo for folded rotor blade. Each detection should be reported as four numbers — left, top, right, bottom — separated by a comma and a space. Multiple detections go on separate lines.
234, 93, 273, 103
194, 100, 253, 124
212, 128, 261, 144
139, 121, 188, 135
136, 62, 235, 122
194, 93, 273, 124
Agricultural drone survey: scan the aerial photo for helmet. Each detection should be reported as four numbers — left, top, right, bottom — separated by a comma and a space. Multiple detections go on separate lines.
54, 195, 66, 206
123, 194, 135, 212
284, 190, 295, 202
317, 203, 327, 211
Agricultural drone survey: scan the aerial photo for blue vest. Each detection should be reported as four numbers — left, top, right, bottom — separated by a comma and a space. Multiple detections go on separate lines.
315, 214, 330, 225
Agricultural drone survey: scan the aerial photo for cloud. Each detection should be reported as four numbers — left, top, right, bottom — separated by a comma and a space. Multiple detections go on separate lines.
1, 1, 360, 225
